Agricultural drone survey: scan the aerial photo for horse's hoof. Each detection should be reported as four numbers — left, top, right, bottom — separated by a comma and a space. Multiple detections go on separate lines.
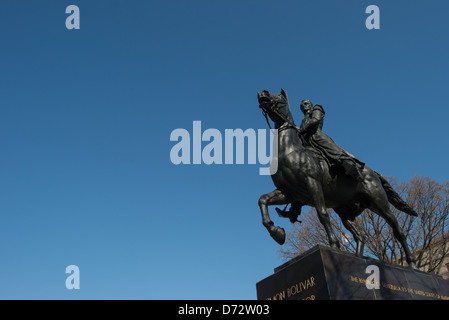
330, 241, 341, 250
269, 226, 285, 245
356, 243, 365, 257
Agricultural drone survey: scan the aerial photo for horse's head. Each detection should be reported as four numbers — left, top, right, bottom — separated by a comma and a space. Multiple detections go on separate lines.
257, 89, 294, 126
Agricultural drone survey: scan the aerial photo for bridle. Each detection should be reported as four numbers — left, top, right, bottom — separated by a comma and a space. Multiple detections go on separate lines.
260, 105, 274, 131
259, 99, 298, 133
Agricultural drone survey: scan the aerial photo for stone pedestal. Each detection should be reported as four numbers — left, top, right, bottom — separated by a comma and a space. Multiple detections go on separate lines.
256, 245, 449, 300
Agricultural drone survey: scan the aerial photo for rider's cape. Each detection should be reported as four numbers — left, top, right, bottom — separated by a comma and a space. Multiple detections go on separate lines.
300, 105, 365, 168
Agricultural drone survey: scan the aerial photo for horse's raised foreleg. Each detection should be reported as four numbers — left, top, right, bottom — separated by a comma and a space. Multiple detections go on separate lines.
258, 189, 289, 245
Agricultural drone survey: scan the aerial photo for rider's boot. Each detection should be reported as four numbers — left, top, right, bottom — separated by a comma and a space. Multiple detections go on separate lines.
342, 160, 364, 182
275, 202, 302, 223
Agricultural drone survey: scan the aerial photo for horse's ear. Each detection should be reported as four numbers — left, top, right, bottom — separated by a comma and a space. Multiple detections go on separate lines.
280, 88, 288, 101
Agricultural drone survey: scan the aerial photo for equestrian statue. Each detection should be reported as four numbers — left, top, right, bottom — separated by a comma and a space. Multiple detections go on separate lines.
257, 89, 418, 269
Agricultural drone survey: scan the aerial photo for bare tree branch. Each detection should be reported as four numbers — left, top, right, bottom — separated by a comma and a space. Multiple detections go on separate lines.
278, 176, 449, 276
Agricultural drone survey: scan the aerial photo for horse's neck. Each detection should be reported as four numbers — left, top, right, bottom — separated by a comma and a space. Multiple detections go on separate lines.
276, 121, 303, 154
274, 106, 295, 130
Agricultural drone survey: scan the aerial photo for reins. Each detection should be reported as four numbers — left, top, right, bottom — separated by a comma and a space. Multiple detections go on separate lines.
260, 108, 273, 131
259, 101, 299, 134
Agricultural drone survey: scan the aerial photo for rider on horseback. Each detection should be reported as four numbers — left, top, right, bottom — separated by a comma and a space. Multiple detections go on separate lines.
276, 99, 365, 223
298, 99, 365, 182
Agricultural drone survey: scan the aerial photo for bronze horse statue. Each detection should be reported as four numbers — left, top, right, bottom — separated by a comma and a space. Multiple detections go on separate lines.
257, 89, 418, 269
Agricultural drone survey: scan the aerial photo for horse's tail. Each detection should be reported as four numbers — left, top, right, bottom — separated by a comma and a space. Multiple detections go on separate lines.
375, 171, 418, 217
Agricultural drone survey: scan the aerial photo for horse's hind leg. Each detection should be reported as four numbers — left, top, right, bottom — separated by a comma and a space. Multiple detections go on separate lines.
367, 186, 417, 269
258, 189, 289, 245
342, 218, 365, 256
378, 207, 416, 269
334, 206, 365, 256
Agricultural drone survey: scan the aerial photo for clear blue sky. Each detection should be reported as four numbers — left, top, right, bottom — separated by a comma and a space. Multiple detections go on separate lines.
0, 0, 448, 299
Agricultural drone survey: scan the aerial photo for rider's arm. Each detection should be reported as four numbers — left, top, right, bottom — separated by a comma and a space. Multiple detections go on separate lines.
299, 107, 324, 134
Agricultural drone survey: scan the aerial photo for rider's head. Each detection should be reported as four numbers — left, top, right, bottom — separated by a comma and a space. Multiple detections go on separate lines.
300, 100, 313, 114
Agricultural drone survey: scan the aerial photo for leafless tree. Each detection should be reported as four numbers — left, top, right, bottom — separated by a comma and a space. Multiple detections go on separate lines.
278, 176, 449, 274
